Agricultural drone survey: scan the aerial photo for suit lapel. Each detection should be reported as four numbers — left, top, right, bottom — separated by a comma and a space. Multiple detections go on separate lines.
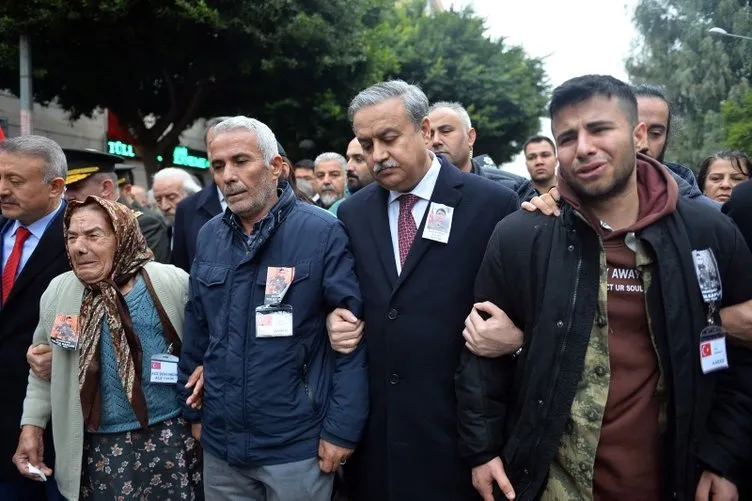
393, 160, 464, 293
0, 217, 8, 302
5, 205, 67, 305
199, 184, 223, 219
366, 186, 398, 290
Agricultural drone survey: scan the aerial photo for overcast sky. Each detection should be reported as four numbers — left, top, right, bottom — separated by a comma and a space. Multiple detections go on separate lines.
446, 0, 640, 176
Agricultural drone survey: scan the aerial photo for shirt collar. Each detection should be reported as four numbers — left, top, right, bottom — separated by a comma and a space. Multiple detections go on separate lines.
8, 200, 63, 240
216, 186, 225, 204
388, 151, 441, 204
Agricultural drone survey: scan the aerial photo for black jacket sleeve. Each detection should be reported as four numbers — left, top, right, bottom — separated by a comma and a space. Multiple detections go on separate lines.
722, 180, 752, 251
171, 202, 191, 272
456, 217, 525, 467
138, 211, 171, 263
698, 220, 752, 483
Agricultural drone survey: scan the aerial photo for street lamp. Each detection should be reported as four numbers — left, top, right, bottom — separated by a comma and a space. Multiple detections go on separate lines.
709, 27, 752, 41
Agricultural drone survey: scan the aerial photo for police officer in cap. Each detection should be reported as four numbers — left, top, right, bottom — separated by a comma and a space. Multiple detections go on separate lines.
63, 149, 171, 263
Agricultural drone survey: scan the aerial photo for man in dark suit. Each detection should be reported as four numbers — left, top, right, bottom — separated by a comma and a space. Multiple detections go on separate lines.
171, 117, 227, 272
0, 135, 68, 501
333, 80, 519, 500
171, 177, 223, 272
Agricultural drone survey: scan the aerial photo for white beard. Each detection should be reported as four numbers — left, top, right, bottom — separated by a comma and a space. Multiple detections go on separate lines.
320, 191, 341, 208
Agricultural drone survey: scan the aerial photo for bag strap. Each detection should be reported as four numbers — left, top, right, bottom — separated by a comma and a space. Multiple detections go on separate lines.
139, 268, 182, 357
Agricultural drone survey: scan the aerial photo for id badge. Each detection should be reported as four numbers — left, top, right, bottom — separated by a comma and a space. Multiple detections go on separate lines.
150, 354, 179, 384
422, 202, 454, 244
699, 325, 729, 374
50, 314, 80, 351
255, 304, 294, 338
265, 267, 295, 305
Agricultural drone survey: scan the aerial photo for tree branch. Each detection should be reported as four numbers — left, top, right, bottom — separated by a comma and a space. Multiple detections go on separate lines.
156, 81, 205, 154
150, 70, 180, 137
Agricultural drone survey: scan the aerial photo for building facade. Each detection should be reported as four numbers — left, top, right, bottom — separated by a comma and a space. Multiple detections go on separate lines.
0, 91, 211, 187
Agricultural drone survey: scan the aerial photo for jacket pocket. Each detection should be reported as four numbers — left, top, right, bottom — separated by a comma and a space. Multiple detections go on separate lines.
194, 263, 231, 345
195, 263, 229, 287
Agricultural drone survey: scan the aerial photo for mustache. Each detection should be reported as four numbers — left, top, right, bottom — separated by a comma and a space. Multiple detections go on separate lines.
373, 159, 399, 174
223, 183, 247, 196
347, 171, 359, 180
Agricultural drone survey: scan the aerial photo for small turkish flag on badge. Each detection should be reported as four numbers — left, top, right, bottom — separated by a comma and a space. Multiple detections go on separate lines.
701, 342, 712, 357
152, 362, 161, 370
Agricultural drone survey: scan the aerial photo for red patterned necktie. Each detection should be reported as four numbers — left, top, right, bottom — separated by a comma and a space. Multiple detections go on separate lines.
2, 226, 31, 305
398, 194, 420, 267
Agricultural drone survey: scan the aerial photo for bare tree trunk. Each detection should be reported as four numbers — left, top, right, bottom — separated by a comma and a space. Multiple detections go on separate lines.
140, 147, 161, 185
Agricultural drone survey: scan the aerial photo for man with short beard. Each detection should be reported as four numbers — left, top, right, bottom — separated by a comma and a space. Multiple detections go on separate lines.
345, 138, 374, 194
178, 116, 368, 500
523, 135, 558, 195
428, 101, 536, 201
327, 138, 376, 217
457, 75, 752, 501
314, 152, 347, 209
631, 84, 715, 207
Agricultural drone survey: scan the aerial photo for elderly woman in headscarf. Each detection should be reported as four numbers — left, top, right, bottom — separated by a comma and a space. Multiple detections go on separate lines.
12, 196, 203, 501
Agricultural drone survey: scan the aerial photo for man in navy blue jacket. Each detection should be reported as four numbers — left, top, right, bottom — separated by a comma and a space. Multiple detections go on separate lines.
177, 116, 368, 500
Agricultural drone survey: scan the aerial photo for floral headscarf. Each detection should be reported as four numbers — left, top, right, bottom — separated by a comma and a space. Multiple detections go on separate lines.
64, 196, 153, 431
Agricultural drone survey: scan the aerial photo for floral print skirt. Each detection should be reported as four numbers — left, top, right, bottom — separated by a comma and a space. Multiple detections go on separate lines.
81, 417, 204, 500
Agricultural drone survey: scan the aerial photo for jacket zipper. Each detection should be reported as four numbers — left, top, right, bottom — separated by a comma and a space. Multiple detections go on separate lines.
518, 240, 583, 498
302, 363, 319, 413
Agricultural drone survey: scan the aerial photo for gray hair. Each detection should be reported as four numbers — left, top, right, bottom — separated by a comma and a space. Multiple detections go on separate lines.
153, 167, 202, 195
348, 80, 429, 130
429, 101, 473, 132
314, 152, 347, 173
0, 135, 67, 183
203, 116, 233, 143
212, 116, 279, 165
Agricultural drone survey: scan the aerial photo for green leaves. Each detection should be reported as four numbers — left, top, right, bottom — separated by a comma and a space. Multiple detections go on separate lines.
723, 88, 752, 154
0, 0, 547, 172
382, 2, 549, 164
628, 0, 752, 168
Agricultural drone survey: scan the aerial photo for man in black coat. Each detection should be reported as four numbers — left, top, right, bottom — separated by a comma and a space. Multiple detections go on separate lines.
457, 75, 752, 501
332, 80, 518, 500
171, 180, 223, 272
0, 136, 69, 500
171, 117, 227, 272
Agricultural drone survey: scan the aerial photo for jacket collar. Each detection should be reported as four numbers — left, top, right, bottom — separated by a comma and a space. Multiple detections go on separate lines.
197, 182, 223, 217
222, 180, 297, 239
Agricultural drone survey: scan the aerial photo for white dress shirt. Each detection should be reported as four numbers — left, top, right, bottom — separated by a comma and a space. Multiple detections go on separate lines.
217, 186, 227, 212
2, 200, 64, 278
388, 152, 441, 275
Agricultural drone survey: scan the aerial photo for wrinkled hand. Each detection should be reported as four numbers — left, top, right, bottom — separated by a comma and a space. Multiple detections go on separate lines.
318, 439, 353, 474
472, 457, 515, 500
185, 365, 204, 409
695, 471, 738, 501
12, 425, 52, 481
27, 344, 52, 382
327, 308, 364, 355
463, 302, 523, 358
191, 423, 201, 442
521, 187, 561, 216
